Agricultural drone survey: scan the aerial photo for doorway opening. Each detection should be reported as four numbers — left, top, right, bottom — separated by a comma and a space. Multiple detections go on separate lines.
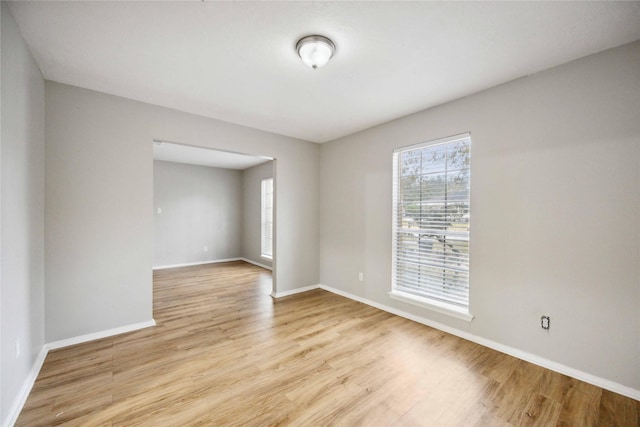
151, 140, 276, 296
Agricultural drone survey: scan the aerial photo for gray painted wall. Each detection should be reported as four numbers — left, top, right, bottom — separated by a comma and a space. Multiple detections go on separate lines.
0, 3, 45, 424
319, 42, 640, 391
242, 161, 273, 268
153, 160, 243, 267
45, 81, 320, 342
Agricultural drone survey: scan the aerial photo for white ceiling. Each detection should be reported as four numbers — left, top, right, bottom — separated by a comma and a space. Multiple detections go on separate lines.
153, 141, 270, 170
8, 1, 640, 143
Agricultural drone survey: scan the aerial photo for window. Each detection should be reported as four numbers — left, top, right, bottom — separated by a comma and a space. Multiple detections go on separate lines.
391, 133, 472, 320
261, 177, 273, 259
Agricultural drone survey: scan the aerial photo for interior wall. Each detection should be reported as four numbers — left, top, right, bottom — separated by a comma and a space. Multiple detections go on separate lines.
45, 81, 320, 342
319, 41, 640, 391
242, 161, 273, 268
0, 3, 45, 424
153, 160, 243, 268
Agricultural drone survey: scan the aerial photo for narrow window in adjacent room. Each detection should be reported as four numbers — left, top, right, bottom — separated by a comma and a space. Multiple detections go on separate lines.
261, 177, 274, 259
391, 133, 472, 320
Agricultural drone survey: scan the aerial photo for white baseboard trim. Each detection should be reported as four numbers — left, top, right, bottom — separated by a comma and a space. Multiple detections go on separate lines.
4, 346, 48, 427
317, 284, 640, 401
240, 257, 273, 271
45, 319, 156, 351
3, 319, 156, 427
271, 284, 320, 299
153, 258, 242, 270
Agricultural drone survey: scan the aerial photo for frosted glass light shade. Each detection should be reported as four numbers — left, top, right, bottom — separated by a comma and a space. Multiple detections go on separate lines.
296, 35, 336, 70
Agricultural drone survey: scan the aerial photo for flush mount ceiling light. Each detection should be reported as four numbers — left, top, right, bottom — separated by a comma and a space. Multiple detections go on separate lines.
296, 35, 336, 70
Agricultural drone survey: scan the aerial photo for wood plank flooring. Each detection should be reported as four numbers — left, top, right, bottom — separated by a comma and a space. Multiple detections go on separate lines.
16, 261, 639, 426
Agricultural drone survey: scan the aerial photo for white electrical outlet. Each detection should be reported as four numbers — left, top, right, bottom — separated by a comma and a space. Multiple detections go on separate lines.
541, 316, 550, 330
204, 246, 208, 252
156, 208, 162, 214
15, 340, 21, 358
358, 272, 364, 282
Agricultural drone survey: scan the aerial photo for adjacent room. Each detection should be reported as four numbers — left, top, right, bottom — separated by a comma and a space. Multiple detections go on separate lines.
1, 1, 639, 426
152, 142, 275, 274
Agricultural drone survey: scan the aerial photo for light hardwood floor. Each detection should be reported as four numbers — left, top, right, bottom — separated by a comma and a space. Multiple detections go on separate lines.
17, 261, 639, 426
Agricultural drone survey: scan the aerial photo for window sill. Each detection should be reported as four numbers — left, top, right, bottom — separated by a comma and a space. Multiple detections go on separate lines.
388, 290, 474, 322
260, 254, 272, 261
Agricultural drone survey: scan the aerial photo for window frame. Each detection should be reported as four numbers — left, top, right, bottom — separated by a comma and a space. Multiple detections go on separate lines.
390, 133, 473, 322
261, 177, 274, 260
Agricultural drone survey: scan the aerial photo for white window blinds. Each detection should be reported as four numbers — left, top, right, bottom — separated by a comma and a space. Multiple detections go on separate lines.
261, 178, 273, 258
392, 134, 471, 311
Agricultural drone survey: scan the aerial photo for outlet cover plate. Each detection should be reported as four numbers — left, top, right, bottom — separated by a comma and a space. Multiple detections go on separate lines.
541, 316, 550, 330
